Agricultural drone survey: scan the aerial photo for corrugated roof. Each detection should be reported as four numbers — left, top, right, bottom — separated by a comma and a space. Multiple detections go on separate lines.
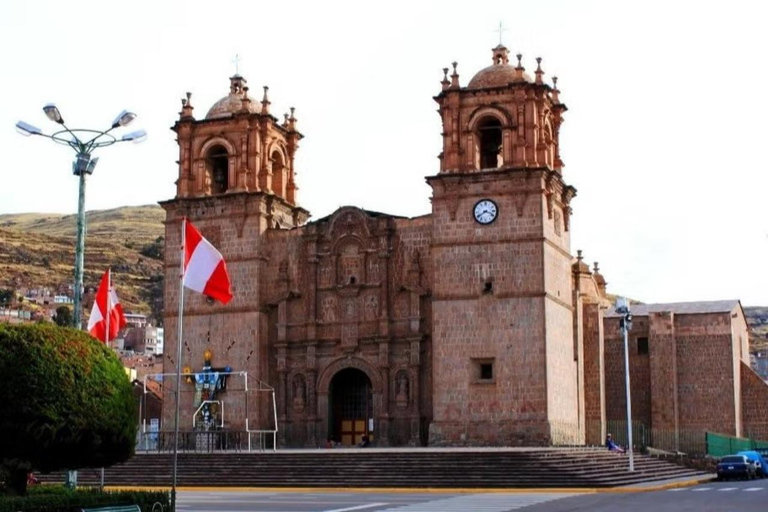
604, 300, 741, 318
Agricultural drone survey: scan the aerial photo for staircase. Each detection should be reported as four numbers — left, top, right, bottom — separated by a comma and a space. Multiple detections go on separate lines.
37, 448, 709, 488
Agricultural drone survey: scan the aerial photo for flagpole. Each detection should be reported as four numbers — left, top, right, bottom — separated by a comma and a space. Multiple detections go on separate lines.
105, 268, 110, 346
101, 267, 110, 490
171, 218, 186, 512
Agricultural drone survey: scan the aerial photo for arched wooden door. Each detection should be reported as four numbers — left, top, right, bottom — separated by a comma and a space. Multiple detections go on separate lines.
329, 368, 372, 446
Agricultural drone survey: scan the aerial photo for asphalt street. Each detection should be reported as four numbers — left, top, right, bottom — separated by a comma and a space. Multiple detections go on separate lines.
175, 479, 767, 512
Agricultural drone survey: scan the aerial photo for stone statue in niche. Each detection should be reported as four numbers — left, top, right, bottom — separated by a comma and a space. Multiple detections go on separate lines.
321, 296, 337, 322
365, 294, 378, 321
292, 374, 306, 411
367, 257, 380, 283
396, 371, 409, 408
343, 298, 356, 320
319, 260, 332, 286
204, 171, 212, 195
407, 250, 422, 287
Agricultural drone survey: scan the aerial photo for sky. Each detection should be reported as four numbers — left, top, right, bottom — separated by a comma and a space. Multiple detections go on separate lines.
1, 0, 767, 306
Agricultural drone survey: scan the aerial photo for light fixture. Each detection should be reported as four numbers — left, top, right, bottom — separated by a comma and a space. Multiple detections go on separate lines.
121, 129, 147, 143
15, 121, 42, 136
43, 104, 64, 124
112, 110, 136, 128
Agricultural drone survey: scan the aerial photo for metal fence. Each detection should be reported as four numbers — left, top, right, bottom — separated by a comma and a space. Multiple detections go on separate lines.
705, 431, 768, 458
136, 430, 277, 453
589, 420, 710, 456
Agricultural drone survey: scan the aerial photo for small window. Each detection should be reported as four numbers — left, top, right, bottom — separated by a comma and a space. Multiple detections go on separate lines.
472, 358, 495, 383
637, 337, 649, 355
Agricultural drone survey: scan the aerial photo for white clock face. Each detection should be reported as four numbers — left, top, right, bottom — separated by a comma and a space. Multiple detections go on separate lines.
473, 199, 498, 225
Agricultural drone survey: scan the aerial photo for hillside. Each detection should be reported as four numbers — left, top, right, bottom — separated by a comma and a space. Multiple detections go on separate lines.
0, 205, 165, 321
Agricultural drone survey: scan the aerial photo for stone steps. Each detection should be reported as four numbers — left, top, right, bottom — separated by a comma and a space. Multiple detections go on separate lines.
37, 448, 708, 488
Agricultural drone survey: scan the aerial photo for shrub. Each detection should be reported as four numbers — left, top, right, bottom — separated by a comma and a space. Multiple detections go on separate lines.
0, 487, 170, 512
0, 324, 137, 495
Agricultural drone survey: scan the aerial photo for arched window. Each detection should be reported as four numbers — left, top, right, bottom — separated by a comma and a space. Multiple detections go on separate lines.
478, 117, 503, 169
272, 150, 285, 197
206, 145, 229, 194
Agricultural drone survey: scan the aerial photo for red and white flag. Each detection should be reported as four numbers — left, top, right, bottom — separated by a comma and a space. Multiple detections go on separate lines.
87, 268, 127, 343
183, 219, 233, 304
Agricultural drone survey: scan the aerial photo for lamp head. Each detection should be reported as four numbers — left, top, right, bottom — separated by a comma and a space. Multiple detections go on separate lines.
15, 121, 42, 136
615, 296, 630, 315
121, 129, 147, 143
43, 104, 64, 124
112, 110, 136, 128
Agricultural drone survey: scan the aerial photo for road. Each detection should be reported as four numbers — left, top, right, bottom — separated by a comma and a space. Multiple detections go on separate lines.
176, 479, 767, 512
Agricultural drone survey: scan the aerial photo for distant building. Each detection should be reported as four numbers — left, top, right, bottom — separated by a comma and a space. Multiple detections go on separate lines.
124, 324, 161, 355
752, 350, 768, 382
155, 327, 164, 355
124, 313, 148, 329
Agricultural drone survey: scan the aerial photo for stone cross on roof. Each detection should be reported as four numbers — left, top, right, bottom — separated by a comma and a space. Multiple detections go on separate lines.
495, 21, 509, 46
232, 54, 242, 76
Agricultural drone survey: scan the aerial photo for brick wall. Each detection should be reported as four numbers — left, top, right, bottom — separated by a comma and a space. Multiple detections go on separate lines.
583, 303, 605, 445
740, 362, 768, 440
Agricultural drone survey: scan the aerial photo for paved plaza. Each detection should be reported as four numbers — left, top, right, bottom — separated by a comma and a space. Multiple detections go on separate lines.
175, 479, 767, 512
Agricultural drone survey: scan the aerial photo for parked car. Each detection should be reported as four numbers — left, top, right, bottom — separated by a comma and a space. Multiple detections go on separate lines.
738, 451, 768, 478
716, 455, 757, 480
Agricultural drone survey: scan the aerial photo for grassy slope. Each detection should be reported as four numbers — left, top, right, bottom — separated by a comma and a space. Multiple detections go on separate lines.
0, 205, 164, 316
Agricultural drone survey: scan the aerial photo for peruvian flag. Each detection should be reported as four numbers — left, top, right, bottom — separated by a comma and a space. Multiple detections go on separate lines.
87, 268, 127, 343
183, 219, 233, 304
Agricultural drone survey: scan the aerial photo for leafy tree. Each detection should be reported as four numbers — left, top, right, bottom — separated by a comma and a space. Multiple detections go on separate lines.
0, 289, 13, 305
53, 305, 72, 327
0, 324, 136, 495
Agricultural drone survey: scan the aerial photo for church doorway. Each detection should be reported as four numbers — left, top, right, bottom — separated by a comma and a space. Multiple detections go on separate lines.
329, 368, 372, 446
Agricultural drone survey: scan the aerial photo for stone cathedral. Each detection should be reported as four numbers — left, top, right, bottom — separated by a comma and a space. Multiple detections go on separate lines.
160, 44, 768, 448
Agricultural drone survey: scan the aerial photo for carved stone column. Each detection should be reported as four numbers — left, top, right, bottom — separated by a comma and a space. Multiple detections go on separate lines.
307, 235, 318, 340
276, 343, 288, 446
377, 340, 391, 445
409, 339, 421, 445
306, 343, 318, 446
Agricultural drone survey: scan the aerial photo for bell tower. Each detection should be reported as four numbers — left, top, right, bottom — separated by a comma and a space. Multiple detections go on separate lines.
160, 75, 309, 434
428, 45, 581, 445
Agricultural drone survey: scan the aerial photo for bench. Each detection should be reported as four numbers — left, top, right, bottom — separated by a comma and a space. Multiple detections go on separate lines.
81, 506, 141, 512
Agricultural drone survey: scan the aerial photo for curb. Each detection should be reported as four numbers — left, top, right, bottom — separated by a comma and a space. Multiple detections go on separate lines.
600, 475, 717, 493
106, 485, 600, 494
105, 476, 716, 494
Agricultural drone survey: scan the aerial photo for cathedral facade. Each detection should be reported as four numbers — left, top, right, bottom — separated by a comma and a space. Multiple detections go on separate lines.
160, 45, 768, 448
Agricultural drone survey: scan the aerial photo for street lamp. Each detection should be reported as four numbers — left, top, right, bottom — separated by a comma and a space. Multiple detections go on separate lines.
16, 106, 146, 331
615, 296, 635, 472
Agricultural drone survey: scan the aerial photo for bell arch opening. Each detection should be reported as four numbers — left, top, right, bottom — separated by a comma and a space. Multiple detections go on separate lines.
271, 150, 285, 198
328, 368, 372, 446
206, 144, 229, 194
477, 117, 503, 169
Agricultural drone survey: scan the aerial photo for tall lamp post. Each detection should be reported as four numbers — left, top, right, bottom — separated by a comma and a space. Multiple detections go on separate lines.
16, 107, 146, 329
615, 296, 635, 472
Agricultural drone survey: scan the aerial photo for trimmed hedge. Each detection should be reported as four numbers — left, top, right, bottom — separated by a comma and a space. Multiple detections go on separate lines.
0, 324, 137, 495
0, 487, 170, 511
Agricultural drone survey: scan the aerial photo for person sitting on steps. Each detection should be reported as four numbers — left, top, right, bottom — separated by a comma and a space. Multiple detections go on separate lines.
605, 433, 625, 453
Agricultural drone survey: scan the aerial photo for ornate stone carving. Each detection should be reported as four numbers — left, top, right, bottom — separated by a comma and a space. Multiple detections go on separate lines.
320, 296, 337, 322
292, 373, 306, 411
395, 370, 409, 408
319, 259, 333, 287
365, 294, 379, 321
339, 241, 363, 285
367, 256, 380, 283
